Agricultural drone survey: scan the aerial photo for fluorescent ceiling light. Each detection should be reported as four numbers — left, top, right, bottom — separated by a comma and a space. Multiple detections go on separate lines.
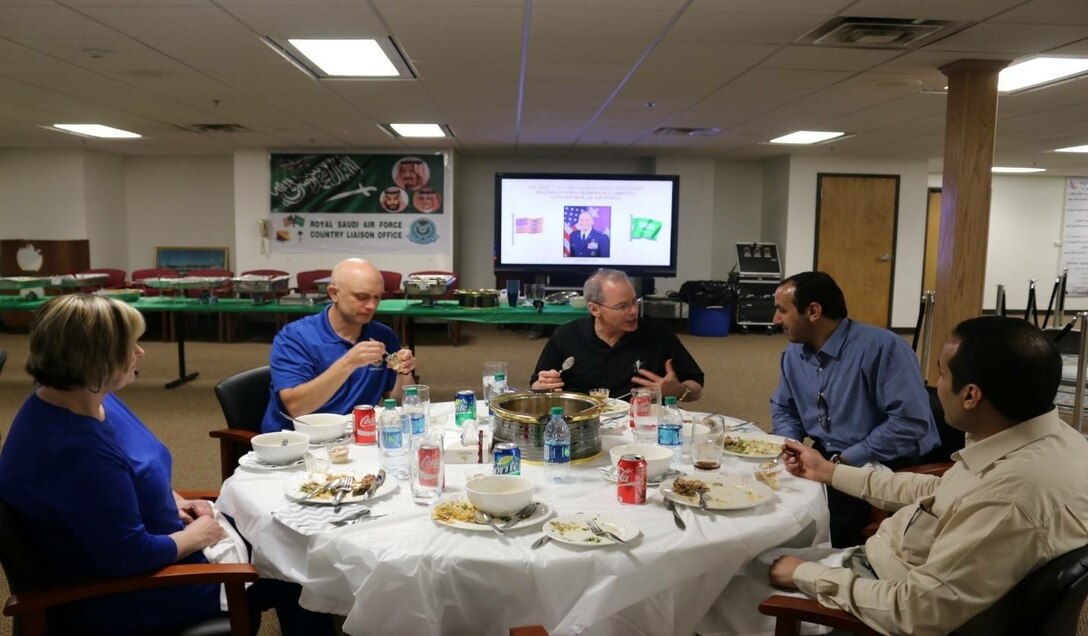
389, 123, 447, 138
51, 124, 140, 139
992, 167, 1046, 173
288, 39, 398, 77
1055, 144, 1088, 153
998, 57, 1088, 92
769, 131, 845, 144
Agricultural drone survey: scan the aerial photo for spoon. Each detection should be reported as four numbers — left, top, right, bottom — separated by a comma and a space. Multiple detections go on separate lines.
500, 502, 539, 530
474, 510, 507, 536
531, 534, 551, 550
559, 356, 575, 374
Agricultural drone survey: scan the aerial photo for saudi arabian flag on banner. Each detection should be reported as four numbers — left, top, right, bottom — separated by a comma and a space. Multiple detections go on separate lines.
631, 217, 662, 240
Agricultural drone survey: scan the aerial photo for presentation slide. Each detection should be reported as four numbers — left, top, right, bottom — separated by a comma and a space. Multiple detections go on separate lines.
496, 176, 676, 270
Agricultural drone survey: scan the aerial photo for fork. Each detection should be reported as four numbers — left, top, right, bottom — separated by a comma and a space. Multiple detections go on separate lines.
332, 478, 354, 513
586, 518, 630, 549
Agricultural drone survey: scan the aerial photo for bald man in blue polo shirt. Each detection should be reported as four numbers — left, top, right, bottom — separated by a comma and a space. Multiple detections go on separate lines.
261, 258, 416, 433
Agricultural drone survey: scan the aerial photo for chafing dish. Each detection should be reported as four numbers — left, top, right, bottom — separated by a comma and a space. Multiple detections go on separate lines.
0, 276, 51, 290
404, 274, 457, 307
456, 289, 499, 308
47, 273, 110, 288
142, 276, 230, 290
489, 392, 602, 462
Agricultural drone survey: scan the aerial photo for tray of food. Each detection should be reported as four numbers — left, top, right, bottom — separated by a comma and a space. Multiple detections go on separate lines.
232, 274, 290, 294
404, 274, 457, 296
142, 276, 230, 290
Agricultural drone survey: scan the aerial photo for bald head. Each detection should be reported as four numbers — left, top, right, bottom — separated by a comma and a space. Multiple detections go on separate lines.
331, 258, 382, 289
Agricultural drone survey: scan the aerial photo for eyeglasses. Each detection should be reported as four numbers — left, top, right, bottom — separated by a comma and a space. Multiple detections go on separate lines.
594, 297, 643, 313
816, 392, 831, 431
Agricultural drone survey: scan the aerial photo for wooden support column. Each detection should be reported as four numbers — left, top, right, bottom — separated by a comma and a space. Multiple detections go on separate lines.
927, 59, 1010, 383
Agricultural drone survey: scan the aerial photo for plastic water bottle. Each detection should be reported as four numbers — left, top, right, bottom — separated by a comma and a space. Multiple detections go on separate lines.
404, 386, 426, 437
379, 398, 409, 480
658, 396, 683, 468
486, 372, 509, 416
544, 406, 571, 483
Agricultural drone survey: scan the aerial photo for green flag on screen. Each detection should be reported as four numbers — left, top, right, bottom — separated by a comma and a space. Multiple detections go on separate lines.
631, 217, 662, 240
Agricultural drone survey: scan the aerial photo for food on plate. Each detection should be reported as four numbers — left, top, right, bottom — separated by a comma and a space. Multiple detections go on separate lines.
546, 519, 602, 543
431, 499, 480, 524
723, 436, 781, 457
299, 472, 377, 500
672, 477, 709, 497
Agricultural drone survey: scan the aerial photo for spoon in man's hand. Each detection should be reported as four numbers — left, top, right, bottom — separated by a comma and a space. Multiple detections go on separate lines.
559, 356, 575, 375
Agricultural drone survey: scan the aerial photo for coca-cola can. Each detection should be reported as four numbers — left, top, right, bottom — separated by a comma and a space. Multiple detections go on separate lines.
616, 454, 647, 504
353, 405, 376, 445
417, 443, 442, 488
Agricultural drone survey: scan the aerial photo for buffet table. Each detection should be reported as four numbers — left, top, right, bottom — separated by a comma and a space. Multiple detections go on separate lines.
0, 295, 588, 388
216, 403, 830, 636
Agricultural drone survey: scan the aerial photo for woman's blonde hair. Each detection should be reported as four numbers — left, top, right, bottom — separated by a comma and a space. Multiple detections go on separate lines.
26, 294, 146, 390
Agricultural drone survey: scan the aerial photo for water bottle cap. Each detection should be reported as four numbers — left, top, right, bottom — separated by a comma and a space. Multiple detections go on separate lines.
383, 398, 396, 407
664, 396, 678, 405
495, 372, 505, 381
405, 387, 418, 396
550, 406, 564, 416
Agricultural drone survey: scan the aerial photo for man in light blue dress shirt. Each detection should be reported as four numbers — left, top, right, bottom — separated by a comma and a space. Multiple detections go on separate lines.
770, 271, 939, 547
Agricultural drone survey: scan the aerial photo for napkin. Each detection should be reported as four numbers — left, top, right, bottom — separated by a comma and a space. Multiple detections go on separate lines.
201, 507, 251, 611
272, 504, 375, 536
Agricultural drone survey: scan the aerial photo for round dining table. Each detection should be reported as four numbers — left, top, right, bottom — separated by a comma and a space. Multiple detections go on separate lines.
215, 402, 830, 636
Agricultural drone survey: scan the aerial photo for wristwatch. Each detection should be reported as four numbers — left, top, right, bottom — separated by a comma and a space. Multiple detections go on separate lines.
678, 386, 692, 402
829, 453, 846, 466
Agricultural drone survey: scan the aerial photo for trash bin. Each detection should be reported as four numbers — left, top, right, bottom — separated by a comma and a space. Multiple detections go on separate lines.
679, 280, 739, 337
689, 306, 732, 336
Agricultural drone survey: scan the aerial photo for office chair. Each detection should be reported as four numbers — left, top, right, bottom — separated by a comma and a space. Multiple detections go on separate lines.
759, 542, 1088, 636
77, 268, 127, 290
293, 269, 332, 297
209, 366, 272, 482
131, 268, 180, 340
379, 270, 404, 299
0, 495, 257, 636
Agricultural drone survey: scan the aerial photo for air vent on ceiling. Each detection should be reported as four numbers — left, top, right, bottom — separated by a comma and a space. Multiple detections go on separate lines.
653, 126, 721, 137
182, 123, 250, 133
797, 17, 965, 50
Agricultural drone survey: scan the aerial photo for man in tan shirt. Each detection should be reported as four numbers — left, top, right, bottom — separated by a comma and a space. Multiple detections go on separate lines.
770, 316, 1088, 635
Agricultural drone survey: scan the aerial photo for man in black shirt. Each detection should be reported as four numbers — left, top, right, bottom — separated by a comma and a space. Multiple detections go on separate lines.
531, 269, 704, 402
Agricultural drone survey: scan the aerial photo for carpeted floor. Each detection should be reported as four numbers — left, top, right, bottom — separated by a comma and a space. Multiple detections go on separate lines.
2, 318, 1086, 635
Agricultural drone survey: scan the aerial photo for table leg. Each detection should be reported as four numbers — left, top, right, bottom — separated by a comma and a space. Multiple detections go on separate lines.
165, 311, 199, 389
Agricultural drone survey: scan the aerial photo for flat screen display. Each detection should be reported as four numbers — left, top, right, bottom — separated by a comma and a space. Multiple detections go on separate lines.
494, 173, 679, 276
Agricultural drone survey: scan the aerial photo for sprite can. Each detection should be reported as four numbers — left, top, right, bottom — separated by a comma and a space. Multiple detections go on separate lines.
493, 442, 521, 475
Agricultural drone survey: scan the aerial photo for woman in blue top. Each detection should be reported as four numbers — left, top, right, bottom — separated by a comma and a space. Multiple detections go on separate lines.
0, 294, 226, 634
0, 295, 336, 635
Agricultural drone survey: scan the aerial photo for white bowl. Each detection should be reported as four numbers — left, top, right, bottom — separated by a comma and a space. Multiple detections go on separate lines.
292, 413, 351, 442
610, 443, 673, 479
569, 296, 588, 309
250, 431, 309, 465
465, 475, 535, 517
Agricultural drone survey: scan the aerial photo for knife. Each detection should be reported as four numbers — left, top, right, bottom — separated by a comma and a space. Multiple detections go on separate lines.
665, 498, 687, 530
365, 469, 386, 499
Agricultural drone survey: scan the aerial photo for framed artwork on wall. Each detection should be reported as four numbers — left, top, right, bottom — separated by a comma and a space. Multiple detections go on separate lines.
154, 247, 230, 275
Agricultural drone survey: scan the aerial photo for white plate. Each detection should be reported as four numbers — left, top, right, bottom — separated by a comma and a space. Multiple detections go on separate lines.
721, 433, 785, 459
660, 476, 774, 511
431, 499, 554, 532
284, 473, 398, 505
601, 398, 630, 417
238, 452, 306, 471
543, 513, 639, 547
598, 465, 684, 486
309, 432, 352, 448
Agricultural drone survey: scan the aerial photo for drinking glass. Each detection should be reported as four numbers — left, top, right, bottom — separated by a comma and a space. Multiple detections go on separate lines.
589, 387, 610, 401
692, 414, 726, 472
405, 384, 430, 431
506, 280, 520, 307
630, 387, 661, 443
409, 432, 444, 504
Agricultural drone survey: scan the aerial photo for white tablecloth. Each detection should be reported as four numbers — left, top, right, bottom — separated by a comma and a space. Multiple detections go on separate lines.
216, 403, 830, 636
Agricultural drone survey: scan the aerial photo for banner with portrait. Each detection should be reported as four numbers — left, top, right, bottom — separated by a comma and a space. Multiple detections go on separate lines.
268, 153, 448, 254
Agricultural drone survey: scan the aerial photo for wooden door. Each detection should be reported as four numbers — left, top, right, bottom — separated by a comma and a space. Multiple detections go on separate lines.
815, 175, 899, 328
923, 189, 942, 294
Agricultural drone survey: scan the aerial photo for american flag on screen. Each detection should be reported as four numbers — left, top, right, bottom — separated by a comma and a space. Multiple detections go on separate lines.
514, 217, 544, 234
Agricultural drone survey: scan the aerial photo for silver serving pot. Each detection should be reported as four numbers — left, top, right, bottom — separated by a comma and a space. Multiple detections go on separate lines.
489, 392, 602, 461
